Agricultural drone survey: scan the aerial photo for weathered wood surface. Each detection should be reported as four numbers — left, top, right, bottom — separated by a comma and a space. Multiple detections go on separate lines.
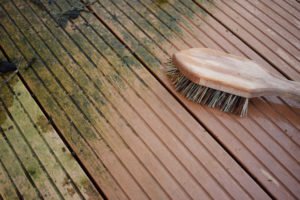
0, 0, 299, 199
0, 35, 102, 199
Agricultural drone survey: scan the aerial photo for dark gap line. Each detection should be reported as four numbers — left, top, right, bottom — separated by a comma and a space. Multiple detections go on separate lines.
23, 1, 171, 198
32, 2, 172, 198
111, 0, 183, 51
230, 105, 300, 184
93, 0, 171, 61
134, 0, 205, 49
69, 17, 192, 200
132, 0, 194, 48
137, 0, 205, 48
264, 97, 300, 132
179, 0, 300, 116
284, 0, 300, 11
225, 110, 297, 196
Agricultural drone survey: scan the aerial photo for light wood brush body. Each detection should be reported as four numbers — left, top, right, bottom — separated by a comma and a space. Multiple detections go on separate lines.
166, 48, 300, 116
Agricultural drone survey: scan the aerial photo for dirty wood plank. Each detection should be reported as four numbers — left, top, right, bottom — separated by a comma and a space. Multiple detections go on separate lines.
5, 1, 174, 199
0, 7, 125, 200
0, 127, 40, 200
0, 50, 102, 199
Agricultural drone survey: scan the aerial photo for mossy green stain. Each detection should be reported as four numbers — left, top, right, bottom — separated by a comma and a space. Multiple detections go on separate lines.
155, 0, 169, 5
36, 115, 52, 133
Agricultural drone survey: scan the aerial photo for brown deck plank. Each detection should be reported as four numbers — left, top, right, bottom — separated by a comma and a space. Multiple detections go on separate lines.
273, 0, 300, 21
229, 0, 299, 57
195, 0, 300, 79
248, 0, 300, 43
86, 0, 300, 199
258, 0, 300, 32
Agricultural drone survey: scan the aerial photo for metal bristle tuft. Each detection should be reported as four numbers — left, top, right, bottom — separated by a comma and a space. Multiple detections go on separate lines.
166, 64, 249, 117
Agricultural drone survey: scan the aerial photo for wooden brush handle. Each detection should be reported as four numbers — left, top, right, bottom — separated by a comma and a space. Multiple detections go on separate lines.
273, 78, 300, 99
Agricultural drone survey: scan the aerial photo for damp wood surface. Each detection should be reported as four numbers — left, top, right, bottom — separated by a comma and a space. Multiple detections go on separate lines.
0, 0, 299, 199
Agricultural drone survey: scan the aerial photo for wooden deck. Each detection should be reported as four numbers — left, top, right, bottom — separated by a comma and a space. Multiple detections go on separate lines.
0, 0, 299, 199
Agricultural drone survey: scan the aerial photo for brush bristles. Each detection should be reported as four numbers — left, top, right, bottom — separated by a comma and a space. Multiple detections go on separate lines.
166, 63, 248, 117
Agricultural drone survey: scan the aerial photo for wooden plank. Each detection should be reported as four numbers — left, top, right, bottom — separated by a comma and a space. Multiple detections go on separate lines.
85, 1, 299, 198
272, 0, 300, 21
0, 47, 102, 199
195, 0, 300, 79
7, 1, 173, 199
0, 88, 61, 199
0, 127, 40, 200
247, 0, 300, 43
0, 8, 130, 200
234, 0, 299, 53
257, 0, 300, 31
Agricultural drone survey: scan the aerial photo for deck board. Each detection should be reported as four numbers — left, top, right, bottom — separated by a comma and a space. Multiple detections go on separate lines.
0, 0, 299, 199
0, 17, 103, 200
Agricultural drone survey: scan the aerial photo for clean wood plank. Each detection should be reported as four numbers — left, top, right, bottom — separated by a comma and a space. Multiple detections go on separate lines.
194, 0, 300, 80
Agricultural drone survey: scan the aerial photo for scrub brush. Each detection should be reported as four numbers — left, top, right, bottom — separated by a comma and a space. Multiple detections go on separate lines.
166, 48, 300, 117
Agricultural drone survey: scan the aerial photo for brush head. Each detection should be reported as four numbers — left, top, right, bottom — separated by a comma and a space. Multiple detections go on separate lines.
166, 48, 276, 116
166, 65, 249, 116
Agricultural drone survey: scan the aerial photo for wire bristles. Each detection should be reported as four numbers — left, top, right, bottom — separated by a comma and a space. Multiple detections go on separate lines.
166, 63, 249, 117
